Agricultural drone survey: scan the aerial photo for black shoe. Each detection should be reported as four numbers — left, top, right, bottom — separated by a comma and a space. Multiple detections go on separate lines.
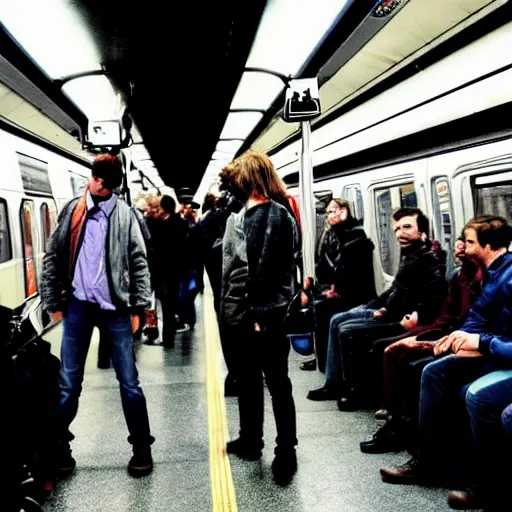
380, 457, 427, 484
97, 360, 110, 369
128, 448, 153, 478
53, 442, 76, 476
300, 359, 316, 371
226, 438, 262, 461
447, 485, 492, 510
360, 420, 408, 454
272, 450, 297, 486
307, 385, 338, 401
337, 395, 360, 412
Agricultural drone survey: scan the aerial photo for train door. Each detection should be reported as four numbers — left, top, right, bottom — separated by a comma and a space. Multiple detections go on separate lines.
20, 199, 38, 297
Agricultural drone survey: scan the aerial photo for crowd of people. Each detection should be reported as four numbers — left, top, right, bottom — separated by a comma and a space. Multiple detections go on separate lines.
39, 152, 511, 509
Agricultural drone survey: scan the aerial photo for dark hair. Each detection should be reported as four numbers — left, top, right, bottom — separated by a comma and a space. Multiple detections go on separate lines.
464, 215, 511, 250
92, 154, 123, 190
160, 195, 176, 215
392, 207, 429, 235
202, 192, 218, 213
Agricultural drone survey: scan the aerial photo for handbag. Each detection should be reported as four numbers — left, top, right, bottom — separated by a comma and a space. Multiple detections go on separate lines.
283, 289, 316, 356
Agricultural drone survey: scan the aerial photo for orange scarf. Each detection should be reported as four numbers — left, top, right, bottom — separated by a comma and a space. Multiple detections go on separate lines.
69, 186, 88, 277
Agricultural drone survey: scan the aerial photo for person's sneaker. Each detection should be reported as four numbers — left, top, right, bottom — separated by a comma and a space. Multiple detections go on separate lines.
128, 448, 153, 478
226, 438, 262, 461
53, 442, 76, 476
272, 450, 297, 486
307, 385, 338, 401
380, 457, 427, 484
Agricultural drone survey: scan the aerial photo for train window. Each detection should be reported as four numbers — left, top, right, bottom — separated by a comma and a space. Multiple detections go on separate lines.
473, 173, 512, 223
374, 182, 417, 276
432, 177, 455, 274
342, 185, 364, 223
17, 153, 52, 195
70, 172, 89, 197
0, 199, 12, 263
20, 200, 38, 297
41, 203, 52, 249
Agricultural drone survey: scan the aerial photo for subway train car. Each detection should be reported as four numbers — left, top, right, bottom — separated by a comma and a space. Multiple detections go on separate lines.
0, 127, 90, 309
285, 137, 512, 296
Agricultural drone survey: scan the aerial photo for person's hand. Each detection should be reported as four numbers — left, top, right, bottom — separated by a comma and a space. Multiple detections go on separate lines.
434, 330, 477, 356
300, 291, 309, 307
373, 307, 387, 319
50, 311, 63, 324
453, 332, 480, 353
323, 285, 339, 299
455, 349, 483, 358
400, 311, 418, 331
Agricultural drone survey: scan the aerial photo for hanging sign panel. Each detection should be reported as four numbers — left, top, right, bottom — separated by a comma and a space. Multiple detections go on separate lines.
282, 78, 321, 123
88, 120, 123, 147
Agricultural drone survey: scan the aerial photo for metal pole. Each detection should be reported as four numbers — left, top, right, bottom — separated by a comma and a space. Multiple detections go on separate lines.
122, 149, 132, 205
299, 120, 316, 282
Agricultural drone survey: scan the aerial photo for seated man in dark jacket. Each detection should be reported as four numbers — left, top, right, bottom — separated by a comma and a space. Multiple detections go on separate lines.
360, 237, 485, 454
312, 198, 376, 372
380, 215, 512, 511
308, 207, 447, 410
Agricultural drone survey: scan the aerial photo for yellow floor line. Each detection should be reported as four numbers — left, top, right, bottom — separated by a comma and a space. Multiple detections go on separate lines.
204, 287, 238, 512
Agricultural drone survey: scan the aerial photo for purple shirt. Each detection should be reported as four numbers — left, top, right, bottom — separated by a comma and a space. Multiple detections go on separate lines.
72, 191, 117, 310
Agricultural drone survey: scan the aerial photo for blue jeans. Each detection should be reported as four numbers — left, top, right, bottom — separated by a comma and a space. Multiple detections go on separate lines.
57, 298, 153, 447
502, 403, 512, 437
325, 306, 376, 384
417, 355, 505, 466
179, 269, 199, 328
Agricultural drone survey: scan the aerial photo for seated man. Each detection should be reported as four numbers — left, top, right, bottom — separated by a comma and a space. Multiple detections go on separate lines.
308, 207, 447, 409
310, 199, 376, 372
380, 215, 512, 511
360, 237, 484, 453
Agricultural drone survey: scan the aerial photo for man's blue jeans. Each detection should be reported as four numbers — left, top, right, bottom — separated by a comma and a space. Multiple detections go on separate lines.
325, 306, 376, 384
502, 403, 512, 437
57, 298, 153, 447
418, 355, 510, 471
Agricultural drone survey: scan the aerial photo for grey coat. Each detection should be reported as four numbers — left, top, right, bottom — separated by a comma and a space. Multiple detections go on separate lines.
41, 196, 151, 313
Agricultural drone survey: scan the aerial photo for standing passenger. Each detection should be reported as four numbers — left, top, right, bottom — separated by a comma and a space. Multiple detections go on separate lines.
41, 154, 154, 478
220, 151, 299, 486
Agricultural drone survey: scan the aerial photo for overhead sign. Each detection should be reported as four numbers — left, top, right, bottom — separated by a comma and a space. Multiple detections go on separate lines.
282, 78, 321, 123
88, 120, 123, 147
